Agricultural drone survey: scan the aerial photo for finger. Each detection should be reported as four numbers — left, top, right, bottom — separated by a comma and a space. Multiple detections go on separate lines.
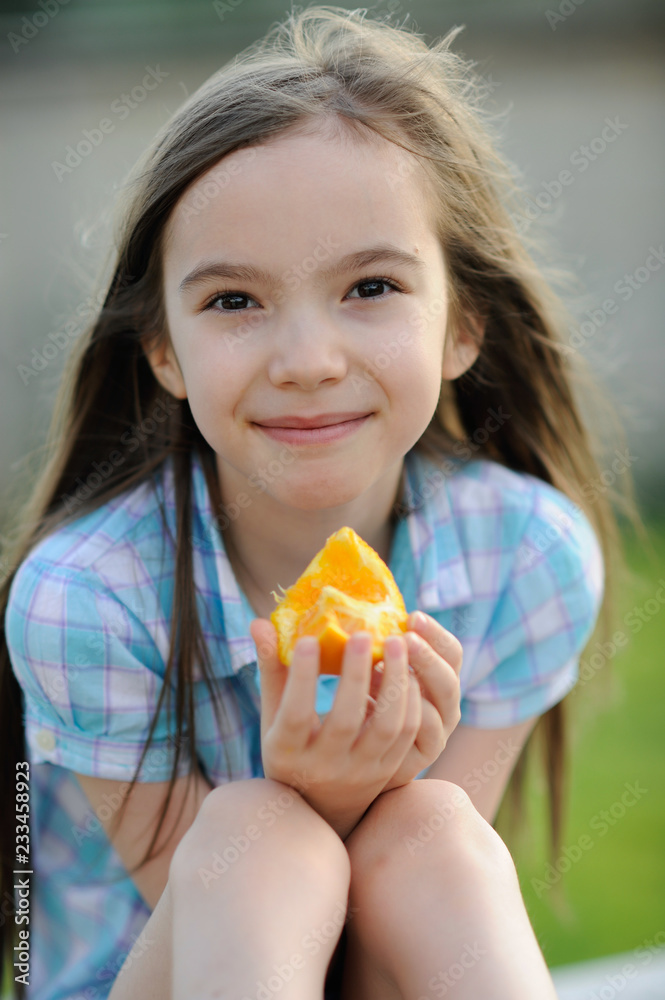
359, 634, 411, 753
408, 611, 464, 676
250, 618, 287, 731
405, 630, 460, 720
378, 671, 422, 771
271, 635, 321, 752
412, 697, 446, 763
319, 632, 373, 747
368, 661, 385, 702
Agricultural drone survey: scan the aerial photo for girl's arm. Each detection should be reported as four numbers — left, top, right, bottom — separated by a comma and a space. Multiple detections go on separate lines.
73, 769, 214, 910
422, 716, 538, 824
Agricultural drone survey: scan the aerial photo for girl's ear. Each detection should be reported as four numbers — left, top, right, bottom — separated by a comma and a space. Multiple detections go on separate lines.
140, 331, 188, 400
440, 310, 486, 381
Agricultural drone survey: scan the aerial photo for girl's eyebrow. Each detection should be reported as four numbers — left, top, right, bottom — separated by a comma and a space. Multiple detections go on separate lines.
177, 244, 426, 296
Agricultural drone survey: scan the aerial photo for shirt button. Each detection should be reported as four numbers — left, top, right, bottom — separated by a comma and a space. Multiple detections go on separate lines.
36, 729, 56, 753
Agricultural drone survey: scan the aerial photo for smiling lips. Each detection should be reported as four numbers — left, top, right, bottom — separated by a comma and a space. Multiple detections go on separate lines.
256, 411, 371, 429
254, 411, 372, 444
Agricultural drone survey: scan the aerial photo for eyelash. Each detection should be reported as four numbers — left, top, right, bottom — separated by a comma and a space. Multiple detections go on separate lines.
201, 275, 405, 313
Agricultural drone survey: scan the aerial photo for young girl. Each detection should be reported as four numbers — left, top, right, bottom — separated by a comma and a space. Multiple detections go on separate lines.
0, 6, 642, 1000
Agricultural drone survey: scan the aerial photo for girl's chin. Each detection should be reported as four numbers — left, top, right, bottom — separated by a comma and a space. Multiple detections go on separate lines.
265, 476, 371, 512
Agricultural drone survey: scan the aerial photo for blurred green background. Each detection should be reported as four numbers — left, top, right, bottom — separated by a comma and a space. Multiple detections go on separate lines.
0, 0, 663, 988
496, 517, 665, 968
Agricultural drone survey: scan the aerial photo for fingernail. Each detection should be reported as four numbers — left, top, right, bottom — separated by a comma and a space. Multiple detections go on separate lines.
297, 636, 319, 655
410, 611, 424, 628
349, 632, 371, 653
385, 634, 404, 657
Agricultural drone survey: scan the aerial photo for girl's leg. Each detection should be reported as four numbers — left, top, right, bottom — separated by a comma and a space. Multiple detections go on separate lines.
340, 779, 558, 1000
109, 778, 351, 1000
170, 777, 352, 999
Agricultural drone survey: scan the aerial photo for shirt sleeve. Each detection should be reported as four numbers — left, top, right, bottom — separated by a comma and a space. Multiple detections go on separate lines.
460, 488, 605, 728
5, 555, 191, 781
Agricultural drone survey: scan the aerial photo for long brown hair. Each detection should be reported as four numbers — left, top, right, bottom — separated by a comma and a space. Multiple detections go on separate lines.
0, 6, 648, 990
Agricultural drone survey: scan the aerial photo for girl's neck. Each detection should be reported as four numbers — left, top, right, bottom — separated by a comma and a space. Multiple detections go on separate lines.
215, 463, 405, 620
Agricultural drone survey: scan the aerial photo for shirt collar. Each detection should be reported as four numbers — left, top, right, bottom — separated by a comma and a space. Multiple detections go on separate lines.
189, 447, 473, 676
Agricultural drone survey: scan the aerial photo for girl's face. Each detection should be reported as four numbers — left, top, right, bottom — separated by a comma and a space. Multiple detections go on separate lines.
147, 125, 481, 513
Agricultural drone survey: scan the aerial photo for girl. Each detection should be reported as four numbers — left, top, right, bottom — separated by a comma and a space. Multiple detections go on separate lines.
0, 6, 643, 1000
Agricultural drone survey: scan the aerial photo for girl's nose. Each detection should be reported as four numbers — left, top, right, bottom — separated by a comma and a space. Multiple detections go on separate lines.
267, 321, 348, 389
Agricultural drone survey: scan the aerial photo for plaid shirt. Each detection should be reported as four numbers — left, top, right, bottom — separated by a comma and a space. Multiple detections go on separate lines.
5, 446, 604, 998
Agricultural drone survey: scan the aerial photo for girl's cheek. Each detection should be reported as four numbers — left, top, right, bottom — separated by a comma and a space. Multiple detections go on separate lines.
357, 323, 417, 375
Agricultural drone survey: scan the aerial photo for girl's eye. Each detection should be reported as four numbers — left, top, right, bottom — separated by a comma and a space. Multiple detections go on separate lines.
201, 276, 403, 313
203, 290, 259, 312
345, 277, 403, 300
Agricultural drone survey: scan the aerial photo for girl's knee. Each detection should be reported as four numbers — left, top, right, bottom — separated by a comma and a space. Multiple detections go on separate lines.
347, 779, 514, 883
170, 777, 350, 888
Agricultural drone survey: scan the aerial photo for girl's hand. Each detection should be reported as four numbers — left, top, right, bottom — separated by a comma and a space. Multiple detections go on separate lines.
373, 611, 463, 793
249, 618, 422, 841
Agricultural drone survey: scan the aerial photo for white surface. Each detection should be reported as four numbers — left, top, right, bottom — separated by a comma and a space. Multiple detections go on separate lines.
552, 948, 665, 999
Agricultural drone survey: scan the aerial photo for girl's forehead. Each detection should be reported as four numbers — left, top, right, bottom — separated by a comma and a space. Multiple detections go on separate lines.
163, 127, 438, 267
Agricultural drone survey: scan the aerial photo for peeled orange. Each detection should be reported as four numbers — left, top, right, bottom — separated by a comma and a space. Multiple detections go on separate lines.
270, 526, 408, 676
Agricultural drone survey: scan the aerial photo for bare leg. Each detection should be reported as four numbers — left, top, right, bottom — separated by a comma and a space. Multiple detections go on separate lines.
340, 779, 558, 1000
107, 778, 351, 1000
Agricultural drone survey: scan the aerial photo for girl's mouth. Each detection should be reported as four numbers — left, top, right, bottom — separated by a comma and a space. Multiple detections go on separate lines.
253, 413, 372, 446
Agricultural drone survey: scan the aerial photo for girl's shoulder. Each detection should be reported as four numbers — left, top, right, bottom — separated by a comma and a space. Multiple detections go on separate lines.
9, 459, 177, 602
43, 462, 172, 567
408, 448, 603, 588
406, 450, 605, 729
414, 448, 574, 516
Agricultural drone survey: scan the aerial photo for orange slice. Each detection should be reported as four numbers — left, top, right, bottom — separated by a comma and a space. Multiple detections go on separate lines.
270, 526, 408, 675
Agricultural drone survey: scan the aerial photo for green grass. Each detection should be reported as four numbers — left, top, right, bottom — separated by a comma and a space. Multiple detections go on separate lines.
496, 515, 665, 968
